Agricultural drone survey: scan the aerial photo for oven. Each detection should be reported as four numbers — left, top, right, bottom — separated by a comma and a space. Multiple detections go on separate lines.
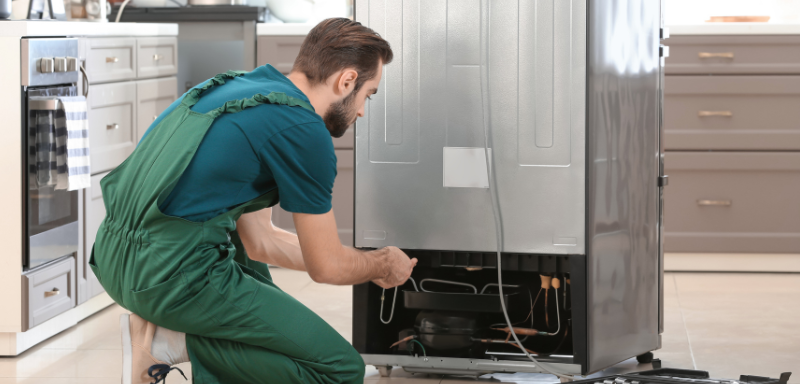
21, 38, 84, 271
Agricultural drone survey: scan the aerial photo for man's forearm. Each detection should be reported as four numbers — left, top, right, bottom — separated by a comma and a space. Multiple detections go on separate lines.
237, 209, 307, 271
307, 246, 389, 286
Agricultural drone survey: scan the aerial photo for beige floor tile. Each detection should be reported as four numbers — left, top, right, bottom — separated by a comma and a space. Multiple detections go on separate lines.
674, 273, 800, 380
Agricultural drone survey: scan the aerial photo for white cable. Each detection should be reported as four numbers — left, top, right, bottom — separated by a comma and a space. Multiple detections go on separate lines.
479, 0, 572, 379
114, 0, 132, 23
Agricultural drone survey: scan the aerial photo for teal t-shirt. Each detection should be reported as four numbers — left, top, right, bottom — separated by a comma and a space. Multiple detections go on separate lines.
140, 65, 336, 222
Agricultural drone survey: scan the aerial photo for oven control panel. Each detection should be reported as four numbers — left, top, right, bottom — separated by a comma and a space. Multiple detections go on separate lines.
21, 38, 80, 87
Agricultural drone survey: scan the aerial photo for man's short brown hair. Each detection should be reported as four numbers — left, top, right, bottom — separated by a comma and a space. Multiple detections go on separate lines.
292, 18, 393, 91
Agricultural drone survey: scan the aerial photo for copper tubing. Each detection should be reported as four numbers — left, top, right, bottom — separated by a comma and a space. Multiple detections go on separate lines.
476, 338, 540, 355
541, 275, 552, 327
492, 326, 540, 336
390, 335, 416, 349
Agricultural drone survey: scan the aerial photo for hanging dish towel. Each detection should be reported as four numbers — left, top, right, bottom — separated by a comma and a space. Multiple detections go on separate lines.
28, 101, 59, 189
56, 96, 91, 191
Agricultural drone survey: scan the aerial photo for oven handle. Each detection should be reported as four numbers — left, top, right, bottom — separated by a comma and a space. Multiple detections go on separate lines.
80, 64, 90, 98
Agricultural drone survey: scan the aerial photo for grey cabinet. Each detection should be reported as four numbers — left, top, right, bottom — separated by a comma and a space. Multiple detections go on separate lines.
664, 152, 800, 253
257, 35, 305, 75
666, 35, 800, 75
664, 76, 800, 151
664, 35, 800, 254
137, 77, 179, 142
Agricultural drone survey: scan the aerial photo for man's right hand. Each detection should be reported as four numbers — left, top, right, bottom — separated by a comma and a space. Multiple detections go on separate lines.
372, 246, 418, 289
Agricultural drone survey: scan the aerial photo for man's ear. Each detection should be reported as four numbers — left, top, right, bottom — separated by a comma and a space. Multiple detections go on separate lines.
337, 69, 359, 97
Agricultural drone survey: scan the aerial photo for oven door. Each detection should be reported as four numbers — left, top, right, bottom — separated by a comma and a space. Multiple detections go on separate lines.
26, 86, 80, 270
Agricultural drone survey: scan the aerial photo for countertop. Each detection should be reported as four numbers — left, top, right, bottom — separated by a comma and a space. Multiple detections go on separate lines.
0, 20, 178, 38
668, 23, 800, 35
257, 23, 314, 36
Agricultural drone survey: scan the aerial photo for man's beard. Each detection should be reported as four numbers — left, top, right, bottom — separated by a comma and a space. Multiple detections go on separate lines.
324, 90, 358, 138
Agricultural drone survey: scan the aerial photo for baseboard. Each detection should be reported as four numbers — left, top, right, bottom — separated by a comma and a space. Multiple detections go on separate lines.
665, 253, 800, 273
0, 292, 114, 356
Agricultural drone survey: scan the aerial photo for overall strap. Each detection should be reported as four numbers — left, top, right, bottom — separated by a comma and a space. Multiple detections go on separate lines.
206, 92, 315, 118
181, 70, 248, 108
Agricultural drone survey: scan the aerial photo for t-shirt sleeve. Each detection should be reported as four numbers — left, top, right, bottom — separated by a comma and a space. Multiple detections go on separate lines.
259, 122, 337, 214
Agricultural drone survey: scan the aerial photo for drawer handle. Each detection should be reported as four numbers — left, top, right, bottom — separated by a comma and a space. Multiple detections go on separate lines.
106, 57, 119, 63
44, 288, 60, 298
697, 199, 732, 207
107, 123, 120, 130
153, 115, 158, 121
698, 110, 733, 117
699, 52, 734, 59
153, 54, 162, 61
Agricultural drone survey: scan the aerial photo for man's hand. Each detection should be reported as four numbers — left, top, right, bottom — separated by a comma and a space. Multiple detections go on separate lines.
372, 246, 418, 289
294, 210, 418, 286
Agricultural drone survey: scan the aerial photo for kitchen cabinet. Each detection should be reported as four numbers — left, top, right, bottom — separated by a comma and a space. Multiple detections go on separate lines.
79, 172, 109, 304
257, 36, 305, 75
86, 38, 137, 84
137, 77, 178, 142
664, 34, 800, 253
137, 37, 178, 79
88, 81, 138, 174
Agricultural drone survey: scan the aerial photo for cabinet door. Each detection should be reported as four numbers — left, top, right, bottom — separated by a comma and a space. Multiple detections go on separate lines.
83, 173, 109, 300
86, 38, 137, 84
88, 82, 137, 174
136, 77, 179, 143
257, 36, 305, 74
137, 37, 178, 79
270, 149, 355, 246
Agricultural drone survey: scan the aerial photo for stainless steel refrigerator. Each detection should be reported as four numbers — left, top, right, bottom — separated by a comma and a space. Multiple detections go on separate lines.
352, 0, 667, 377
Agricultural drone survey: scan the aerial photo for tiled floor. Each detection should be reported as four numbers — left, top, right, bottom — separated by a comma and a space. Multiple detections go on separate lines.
1, 270, 798, 383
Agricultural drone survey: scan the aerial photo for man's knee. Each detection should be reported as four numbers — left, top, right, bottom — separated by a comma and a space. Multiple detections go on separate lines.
337, 346, 365, 383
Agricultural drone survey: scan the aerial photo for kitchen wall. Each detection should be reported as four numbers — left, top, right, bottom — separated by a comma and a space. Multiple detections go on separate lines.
666, 0, 800, 24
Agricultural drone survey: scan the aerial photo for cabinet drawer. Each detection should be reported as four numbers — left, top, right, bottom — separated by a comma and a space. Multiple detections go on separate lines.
257, 36, 305, 74
137, 37, 178, 79
136, 77, 178, 143
663, 152, 800, 253
664, 76, 800, 151
665, 35, 800, 75
88, 82, 137, 174
23, 257, 76, 331
86, 38, 136, 83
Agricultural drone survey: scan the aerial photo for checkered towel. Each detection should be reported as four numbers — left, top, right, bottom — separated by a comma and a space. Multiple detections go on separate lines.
29, 96, 91, 191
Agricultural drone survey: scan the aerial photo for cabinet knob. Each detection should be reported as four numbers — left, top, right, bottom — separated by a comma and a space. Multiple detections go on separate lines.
107, 123, 120, 130
44, 288, 60, 298
153, 54, 162, 61
153, 115, 158, 121
106, 57, 119, 63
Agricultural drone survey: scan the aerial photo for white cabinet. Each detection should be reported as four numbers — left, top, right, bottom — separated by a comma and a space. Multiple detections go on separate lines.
79, 172, 110, 303
88, 81, 137, 175
137, 77, 178, 142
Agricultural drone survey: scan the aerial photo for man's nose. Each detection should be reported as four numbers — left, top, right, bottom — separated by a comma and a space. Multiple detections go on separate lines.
357, 106, 365, 118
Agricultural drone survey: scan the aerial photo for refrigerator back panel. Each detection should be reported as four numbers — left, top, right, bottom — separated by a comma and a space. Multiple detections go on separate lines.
354, 0, 587, 254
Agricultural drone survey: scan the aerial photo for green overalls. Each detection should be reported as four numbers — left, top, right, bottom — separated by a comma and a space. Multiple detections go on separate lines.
89, 71, 365, 384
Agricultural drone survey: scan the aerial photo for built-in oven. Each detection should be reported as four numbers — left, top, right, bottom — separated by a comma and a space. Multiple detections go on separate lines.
21, 38, 84, 271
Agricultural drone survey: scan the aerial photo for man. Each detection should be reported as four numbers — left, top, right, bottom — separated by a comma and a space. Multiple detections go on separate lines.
89, 18, 417, 384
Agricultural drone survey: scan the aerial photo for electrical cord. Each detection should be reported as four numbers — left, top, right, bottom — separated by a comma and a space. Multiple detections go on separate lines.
114, 0, 132, 22
479, 0, 572, 379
